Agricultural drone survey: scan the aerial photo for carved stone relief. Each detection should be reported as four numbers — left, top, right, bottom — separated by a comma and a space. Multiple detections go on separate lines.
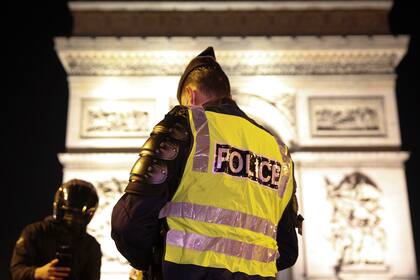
81, 99, 153, 138
325, 172, 388, 276
87, 178, 128, 267
310, 97, 386, 137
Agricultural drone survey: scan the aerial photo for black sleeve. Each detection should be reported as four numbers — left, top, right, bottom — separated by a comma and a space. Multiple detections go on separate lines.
276, 173, 300, 271
10, 226, 38, 280
111, 106, 191, 270
276, 199, 298, 271
111, 193, 168, 270
81, 238, 102, 280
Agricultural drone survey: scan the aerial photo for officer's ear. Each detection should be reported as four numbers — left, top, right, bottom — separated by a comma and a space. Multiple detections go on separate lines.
188, 87, 197, 105
181, 86, 193, 106
183, 86, 202, 106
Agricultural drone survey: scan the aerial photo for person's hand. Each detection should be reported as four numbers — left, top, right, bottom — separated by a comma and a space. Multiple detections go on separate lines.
34, 258, 71, 280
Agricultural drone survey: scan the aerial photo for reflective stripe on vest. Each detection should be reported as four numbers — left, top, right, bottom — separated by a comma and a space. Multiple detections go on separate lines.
159, 202, 277, 239
161, 105, 295, 277
191, 106, 210, 172
278, 145, 291, 198
166, 229, 279, 263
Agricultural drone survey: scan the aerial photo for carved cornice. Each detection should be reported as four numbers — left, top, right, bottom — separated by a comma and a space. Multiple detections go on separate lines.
292, 151, 409, 167
58, 153, 137, 169
55, 36, 407, 76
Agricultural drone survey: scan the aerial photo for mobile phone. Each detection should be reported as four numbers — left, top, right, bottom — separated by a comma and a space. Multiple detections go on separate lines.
56, 245, 72, 267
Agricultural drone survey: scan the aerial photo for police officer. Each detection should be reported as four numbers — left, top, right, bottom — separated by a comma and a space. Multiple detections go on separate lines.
111, 47, 302, 280
11, 179, 102, 280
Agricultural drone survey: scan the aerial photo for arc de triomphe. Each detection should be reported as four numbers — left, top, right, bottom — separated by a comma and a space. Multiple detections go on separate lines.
55, 35, 416, 279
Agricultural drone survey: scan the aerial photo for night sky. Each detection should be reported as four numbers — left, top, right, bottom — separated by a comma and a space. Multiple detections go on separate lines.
4, 1, 419, 279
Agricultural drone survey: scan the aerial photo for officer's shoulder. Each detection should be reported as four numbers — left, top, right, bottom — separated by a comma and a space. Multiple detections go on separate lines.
166, 105, 189, 118
151, 105, 190, 140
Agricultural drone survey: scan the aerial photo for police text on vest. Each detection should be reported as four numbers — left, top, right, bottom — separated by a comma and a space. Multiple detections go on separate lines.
213, 144, 281, 189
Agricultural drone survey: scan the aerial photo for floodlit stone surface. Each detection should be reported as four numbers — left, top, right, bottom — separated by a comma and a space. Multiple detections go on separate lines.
56, 36, 417, 280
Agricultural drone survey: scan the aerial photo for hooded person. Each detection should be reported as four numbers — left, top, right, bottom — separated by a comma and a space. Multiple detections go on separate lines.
11, 179, 102, 280
111, 47, 302, 280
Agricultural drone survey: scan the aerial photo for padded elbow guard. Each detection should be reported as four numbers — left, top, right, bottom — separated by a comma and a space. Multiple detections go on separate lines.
125, 106, 190, 195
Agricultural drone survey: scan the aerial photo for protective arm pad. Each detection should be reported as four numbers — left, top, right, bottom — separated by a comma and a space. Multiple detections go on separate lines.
125, 106, 191, 196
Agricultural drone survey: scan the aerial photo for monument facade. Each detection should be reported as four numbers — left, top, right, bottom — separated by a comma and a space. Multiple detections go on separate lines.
56, 0, 417, 280
55, 1, 417, 279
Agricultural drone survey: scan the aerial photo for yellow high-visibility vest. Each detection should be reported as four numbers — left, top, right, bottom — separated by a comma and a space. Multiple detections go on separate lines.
159, 106, 295, 277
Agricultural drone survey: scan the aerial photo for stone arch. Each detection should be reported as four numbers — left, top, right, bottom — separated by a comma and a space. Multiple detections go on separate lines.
233, 92, 296, 148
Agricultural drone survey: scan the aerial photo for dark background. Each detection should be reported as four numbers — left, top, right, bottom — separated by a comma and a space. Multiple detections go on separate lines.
3, 1, 419, 279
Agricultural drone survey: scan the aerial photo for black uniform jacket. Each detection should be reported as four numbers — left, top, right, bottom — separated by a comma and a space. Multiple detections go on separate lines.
10, 216, 102, 280
111, 98, 298, 280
